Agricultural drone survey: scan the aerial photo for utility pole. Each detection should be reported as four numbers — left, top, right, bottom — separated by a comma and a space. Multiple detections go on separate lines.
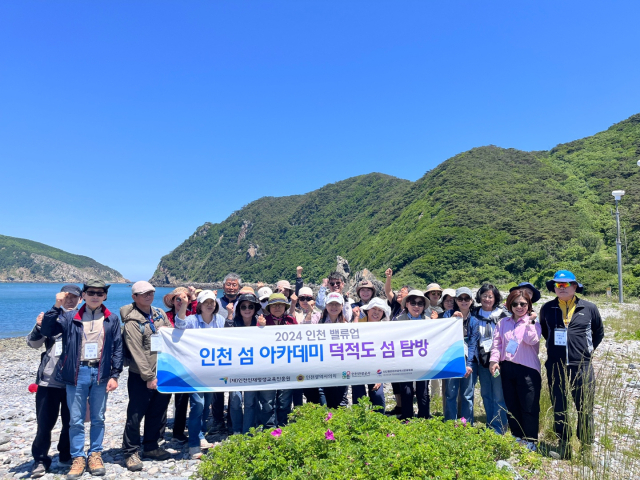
612, 190, 625, 303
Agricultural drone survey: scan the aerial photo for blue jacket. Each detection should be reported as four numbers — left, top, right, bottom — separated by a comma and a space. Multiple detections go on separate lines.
443, 309, 480, 368
41, 304, 123, 386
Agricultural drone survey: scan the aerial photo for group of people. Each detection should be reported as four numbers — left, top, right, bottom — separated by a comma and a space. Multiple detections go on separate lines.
26, 267, 604, 478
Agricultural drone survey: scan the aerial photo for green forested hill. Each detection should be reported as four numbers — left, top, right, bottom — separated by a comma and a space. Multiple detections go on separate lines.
0, 235, 126, 283
151, 113, 640, 296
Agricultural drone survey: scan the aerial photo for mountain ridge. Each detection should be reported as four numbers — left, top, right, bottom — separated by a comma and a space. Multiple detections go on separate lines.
0, 234, 128, 284
151, 114, 640, 296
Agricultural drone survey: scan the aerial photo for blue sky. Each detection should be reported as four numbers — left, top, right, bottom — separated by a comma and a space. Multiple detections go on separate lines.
1, 1, 639, 281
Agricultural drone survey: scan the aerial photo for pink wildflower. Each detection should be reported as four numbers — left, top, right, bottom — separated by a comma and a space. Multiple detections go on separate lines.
386, 433, 395, 437
325, 429, 335, 441
325, 412, 333, 421
271, 428, 282, 438
461, 417, 467, 426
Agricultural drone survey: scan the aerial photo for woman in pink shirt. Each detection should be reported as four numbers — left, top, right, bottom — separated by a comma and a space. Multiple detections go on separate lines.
489, 289, 542, 452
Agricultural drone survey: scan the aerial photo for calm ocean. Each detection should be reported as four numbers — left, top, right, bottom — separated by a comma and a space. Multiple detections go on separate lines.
0, 283, 219, 339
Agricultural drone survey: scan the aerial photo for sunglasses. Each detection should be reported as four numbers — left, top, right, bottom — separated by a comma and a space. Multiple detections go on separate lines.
408, 300, 425, 307
85, 290, 105, 297
554, 282, 572, 289
329, 282, 342, 287
511, 301, 528, 308
299, 296, 313, 301
457, 296, 472, 302
240, 304, 256, 311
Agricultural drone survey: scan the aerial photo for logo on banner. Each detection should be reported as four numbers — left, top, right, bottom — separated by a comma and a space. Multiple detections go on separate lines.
220, 377, 228, 384
376, 369, 382, 376
297, 375, 305, 382
342, 371, 351, 379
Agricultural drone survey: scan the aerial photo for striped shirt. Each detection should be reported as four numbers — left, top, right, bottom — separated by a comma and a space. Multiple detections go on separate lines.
490, 315, 541, 372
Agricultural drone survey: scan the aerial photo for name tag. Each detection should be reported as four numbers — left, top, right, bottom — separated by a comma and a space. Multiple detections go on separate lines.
506, 339, 519, 355
554, 329, 567, 346
54, 340, 63, 357
84, 342, 98, 360
481, 338, 493, 352
150, 334, 162, 353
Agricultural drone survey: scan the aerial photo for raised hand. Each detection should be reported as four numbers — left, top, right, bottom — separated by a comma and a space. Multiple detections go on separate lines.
385, 268, 393, 278
54, 292, 68, 308
257, 314, 266, 326
296, 266, 303, 277
36, 312, 44, 326
188, 286, 197, 301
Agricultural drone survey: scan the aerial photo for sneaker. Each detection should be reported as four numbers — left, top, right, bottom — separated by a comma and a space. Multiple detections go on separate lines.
142, 448, 171, 461
31, 461, 47, 478
200, 438, 214, 449
125, 452, 143, 472
189, 446, 203, 460
87, 452, 106, 476
171, 433, 188, 444
386, 405, 402, 416
66, 457, 86, 480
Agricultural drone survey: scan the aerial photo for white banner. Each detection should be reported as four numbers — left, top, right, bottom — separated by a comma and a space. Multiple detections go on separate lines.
157, 319, 466, 393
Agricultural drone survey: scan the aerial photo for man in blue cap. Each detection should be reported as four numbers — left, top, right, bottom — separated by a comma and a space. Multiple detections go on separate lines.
539, 270, 604, 459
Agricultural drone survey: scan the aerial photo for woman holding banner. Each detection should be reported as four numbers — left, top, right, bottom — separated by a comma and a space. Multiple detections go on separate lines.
174, 290, 225, 459
393, 290, 433, 420
228, 293, 275, 434
351, 298, 390, 411
443, 287, 480, 424
308, 292, 349, 408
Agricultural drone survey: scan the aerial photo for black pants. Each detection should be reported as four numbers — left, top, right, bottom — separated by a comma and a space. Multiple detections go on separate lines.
547, 361, 595, 444
500, 361, 541, 441
309, 386, 348, 409
122, 372, 172, 457
211, 392, 226, 429
399, 381, 430, 420
32, 385, 71, 468
173, 393, 189, 436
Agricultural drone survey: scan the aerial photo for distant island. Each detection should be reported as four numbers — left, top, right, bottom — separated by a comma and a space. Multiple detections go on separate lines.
0, 234, 127, 283
151, 113, 640, 297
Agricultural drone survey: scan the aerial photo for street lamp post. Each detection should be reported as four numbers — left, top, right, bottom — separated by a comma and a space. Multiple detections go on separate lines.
612, 190, 625, 303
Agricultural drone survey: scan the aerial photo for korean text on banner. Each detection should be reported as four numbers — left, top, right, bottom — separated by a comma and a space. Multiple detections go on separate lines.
157, 318, 466, 393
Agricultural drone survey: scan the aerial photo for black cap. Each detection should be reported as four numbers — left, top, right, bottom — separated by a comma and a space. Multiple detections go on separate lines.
60, 284, 82, 297
82, 279, 110, 292
509, 282, 541, 303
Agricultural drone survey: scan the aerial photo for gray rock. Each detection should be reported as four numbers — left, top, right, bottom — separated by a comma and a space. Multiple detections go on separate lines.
0, 437, 9, 446
496, 460, 523, 480
629, 363, 638, 369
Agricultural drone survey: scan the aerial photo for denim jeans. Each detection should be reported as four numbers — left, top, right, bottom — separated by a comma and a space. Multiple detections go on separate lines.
444, 369, 474, 423
229, 391, 244, 434
66, 366, 108, 458
351, 384, 386, 411
275, 390, 293, 427
472, 362, 507, 434
187, 392, 213, 448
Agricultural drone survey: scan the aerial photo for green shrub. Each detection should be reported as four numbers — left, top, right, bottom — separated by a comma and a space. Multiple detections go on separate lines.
197, 399, 540, 480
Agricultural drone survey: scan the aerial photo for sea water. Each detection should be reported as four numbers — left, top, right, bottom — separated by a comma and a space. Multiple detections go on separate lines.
0, 283, 221, 338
